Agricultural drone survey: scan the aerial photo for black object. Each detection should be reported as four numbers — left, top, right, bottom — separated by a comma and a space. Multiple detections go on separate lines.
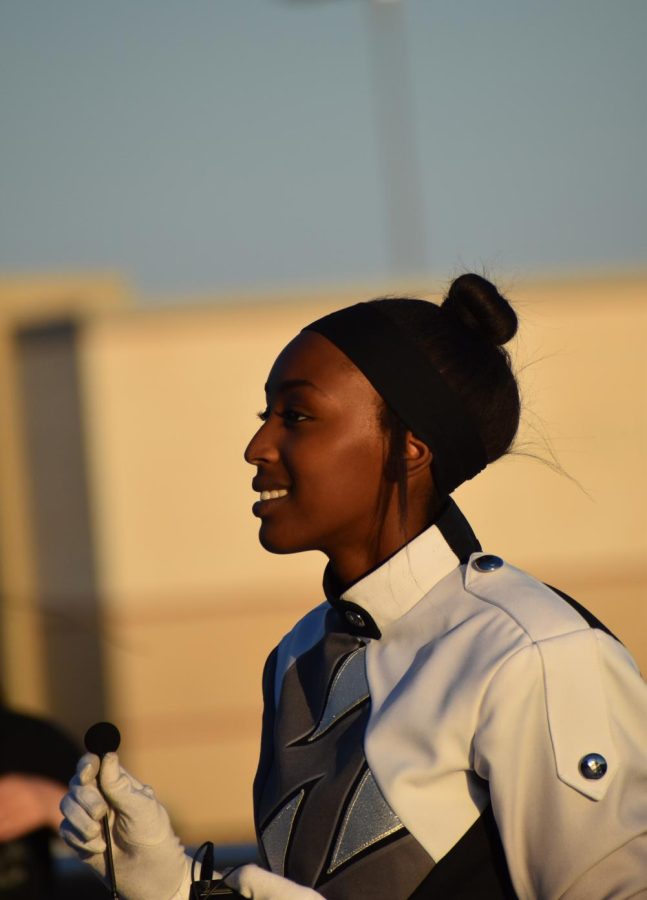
0, 709, 81, 900
84, 722, 121, 900
84, 722, 121, 756
190, 843, 246, 899
199, 842, 214, 881
305, 303, 488, 496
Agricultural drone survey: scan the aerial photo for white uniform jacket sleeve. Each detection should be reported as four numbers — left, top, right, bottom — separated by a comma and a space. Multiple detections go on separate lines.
474, 626, 647, 899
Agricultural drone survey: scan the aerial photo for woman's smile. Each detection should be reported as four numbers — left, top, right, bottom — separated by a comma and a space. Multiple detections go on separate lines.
252, 488, 290, 516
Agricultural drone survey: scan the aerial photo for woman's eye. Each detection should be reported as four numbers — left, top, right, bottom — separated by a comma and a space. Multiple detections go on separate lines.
256, 407, 309, 424
281, 408, 309, 424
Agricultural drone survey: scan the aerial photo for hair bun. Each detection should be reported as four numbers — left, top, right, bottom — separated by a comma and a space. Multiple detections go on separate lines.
442, 273, 518, 345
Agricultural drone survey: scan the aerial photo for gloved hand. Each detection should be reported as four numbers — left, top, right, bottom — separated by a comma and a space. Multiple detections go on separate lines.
225, 864, 323, 899
60, 752, 192, 900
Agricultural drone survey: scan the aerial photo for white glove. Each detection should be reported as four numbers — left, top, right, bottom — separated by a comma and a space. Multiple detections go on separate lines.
225, 864, 323, 899
60, 752, 192, 900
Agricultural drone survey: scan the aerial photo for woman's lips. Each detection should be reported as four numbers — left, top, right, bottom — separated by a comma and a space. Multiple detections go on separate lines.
252, 488, 289, 517
259, 489, 288, 501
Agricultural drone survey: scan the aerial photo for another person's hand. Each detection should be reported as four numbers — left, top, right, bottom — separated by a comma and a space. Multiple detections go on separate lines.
0, 773, 66, 841
60, 752, 191, 900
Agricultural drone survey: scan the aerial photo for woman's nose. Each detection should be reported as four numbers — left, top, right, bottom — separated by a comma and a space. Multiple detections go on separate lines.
244, 422, 279, 465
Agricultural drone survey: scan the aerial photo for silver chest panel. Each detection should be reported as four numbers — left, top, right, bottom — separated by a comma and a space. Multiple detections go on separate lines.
327, 768, 404, 872
261, 789, 305, 877
308, 645, 369, 741
262, 643, 405, 877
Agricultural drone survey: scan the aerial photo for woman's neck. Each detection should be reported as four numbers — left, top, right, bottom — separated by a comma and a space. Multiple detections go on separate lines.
326, 495, 444, 590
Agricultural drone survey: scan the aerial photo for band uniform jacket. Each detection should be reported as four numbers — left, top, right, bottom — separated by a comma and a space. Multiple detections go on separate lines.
253, 501, 647, 899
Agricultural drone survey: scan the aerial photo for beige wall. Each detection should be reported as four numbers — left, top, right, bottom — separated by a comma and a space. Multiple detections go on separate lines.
1, 272, 645, 845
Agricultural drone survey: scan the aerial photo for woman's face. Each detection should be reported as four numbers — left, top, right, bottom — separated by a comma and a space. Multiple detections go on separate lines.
244, 331, 391, 573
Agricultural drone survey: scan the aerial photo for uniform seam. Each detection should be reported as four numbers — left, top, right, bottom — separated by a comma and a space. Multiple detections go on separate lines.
559, 831, 647, 898
471, 640, 544, 900
473, 632, 592, 767
474, 640, 542, 744
469, 588, 591, 648
475, 627, 595, 726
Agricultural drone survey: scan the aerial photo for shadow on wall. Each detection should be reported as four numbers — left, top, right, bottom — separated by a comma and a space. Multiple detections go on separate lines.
12, 319, 106, 735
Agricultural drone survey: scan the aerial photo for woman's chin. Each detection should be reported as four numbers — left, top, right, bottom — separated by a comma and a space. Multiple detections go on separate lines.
257, 524, 312, 556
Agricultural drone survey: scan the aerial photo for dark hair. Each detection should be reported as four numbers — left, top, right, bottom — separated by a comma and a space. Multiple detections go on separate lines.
372, 273, 520, 522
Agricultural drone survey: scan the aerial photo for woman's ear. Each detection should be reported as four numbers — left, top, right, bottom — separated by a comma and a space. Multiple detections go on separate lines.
404, 432, 433, 474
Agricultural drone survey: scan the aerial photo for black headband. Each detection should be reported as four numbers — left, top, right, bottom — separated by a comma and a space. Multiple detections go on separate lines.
304, 303, 487, 496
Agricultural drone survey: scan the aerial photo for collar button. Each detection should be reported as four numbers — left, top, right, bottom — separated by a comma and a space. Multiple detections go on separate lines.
345, 610, 366, 629
472, 554, 504, 572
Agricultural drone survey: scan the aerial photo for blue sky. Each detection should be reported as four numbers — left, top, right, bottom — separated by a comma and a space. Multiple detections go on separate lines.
1, 0, 645, 303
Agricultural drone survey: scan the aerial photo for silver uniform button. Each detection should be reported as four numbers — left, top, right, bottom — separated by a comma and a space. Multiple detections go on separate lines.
579, 753, 608, 780
472, 554, 504, 572
345, 610, 366, 629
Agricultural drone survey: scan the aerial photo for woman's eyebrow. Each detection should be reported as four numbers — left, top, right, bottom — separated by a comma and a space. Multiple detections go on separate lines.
264, 378, 330, 397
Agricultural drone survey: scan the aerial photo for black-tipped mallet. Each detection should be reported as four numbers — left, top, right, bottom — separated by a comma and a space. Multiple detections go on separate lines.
84, 722, 122, 900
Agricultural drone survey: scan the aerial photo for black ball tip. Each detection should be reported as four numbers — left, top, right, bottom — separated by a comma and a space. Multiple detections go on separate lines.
84, 721, 121, 756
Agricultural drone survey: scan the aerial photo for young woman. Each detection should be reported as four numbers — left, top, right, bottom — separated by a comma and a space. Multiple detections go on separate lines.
60, 275, 647, 899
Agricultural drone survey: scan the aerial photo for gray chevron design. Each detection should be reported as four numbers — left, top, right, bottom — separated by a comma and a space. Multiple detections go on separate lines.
308, 645, 369, 741
261, 789, 305, 876
327, 769, 404, 873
